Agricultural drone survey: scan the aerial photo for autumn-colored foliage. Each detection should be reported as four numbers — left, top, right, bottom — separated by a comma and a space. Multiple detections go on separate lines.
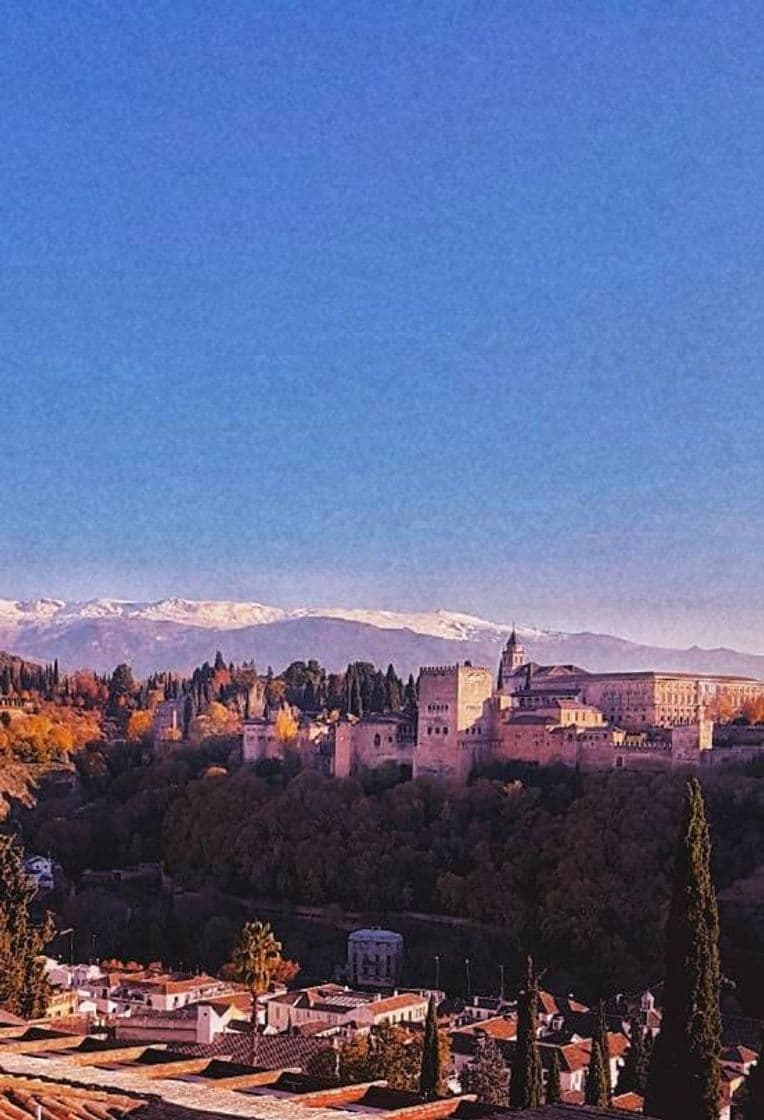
188, 700, 240, 745
274, 707, 299, 744
127, 710, 153, 742
741, 696, 764, 724
0, 704, 102, 763
705, 693, 764, 724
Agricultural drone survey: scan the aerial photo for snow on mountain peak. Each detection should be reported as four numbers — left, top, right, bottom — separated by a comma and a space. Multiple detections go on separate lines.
135, 599, 289, 628
0, 596, 561, 645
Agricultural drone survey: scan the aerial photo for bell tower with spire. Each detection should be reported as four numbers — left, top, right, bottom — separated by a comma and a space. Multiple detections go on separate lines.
498, 625, 527, 692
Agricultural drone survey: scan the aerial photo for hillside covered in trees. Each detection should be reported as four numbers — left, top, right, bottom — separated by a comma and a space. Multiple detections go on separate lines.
5, 646, 764, 1017
21, 747, 764, 1016
0, 648, 414, 759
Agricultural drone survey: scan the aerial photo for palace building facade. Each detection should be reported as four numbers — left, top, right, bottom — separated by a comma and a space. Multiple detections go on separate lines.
239, 628, 764, 782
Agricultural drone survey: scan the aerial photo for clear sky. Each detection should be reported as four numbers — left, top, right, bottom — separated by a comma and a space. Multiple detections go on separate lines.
1, 2, 763, 651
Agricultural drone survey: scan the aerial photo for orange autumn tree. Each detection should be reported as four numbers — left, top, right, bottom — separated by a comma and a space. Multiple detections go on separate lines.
127, 710, 153, 743
0, 703, 101, 763
741, 696, 764, 724
274, 707, 299, 745
189, 701, 239, 745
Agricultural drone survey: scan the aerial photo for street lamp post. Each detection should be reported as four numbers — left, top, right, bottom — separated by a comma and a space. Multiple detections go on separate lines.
58, 927, 75, 967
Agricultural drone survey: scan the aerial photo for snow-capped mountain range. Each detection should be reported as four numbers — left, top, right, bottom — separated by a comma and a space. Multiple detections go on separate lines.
0, 597, 533, 641
0, 596, 762, 680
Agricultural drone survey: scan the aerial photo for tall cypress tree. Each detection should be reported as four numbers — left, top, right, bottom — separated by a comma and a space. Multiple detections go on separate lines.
370, 672, 386, 714
742, 1027, 764, 1120
384, 664, 403, 712
585, 1040, 609, 1107
642, 1030, 654, 1093
509, 955, 543, 1109
592, 999, 612, 1102
0, 838, 53, 1018
617, 1019, 646, 1095
545, 1050, 561, 1104
419, 996, 440, 1099
644, 778, 722, 1120
404, 674, 417, 710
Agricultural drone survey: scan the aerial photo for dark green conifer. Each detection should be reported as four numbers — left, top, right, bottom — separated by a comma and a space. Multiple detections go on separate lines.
385, 664, 403, 711
644, 778, 722, 1120
183, 693, 194, 738
617, 1019, 646, 1095
592, 999, 612, 1102
303, 679, 316, 711
0, 838, 53, 1018
509, 955, 543, 1109
404, 674, 417, 709
545, 1050, 561, 1103
370, 672, 386, 713
642, 1029, 654, 1092
461, 1034, 509, 1106
344, 664, 357, 715
419, 996, 440, 1099
585, 1039, 609, 1107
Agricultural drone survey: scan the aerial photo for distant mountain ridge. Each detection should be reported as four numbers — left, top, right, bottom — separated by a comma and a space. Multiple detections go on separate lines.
0, 596, 762, 680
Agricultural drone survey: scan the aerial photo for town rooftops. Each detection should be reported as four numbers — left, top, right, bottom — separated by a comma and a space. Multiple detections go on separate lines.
174, 1026, 329, 1070
365, 994, 427, 1016
115, 973, 223, 995
0, 1024, 663, 1120
0, 1077, 193, 1120
452, 1101, 658, 1120
537, 993, 589, 1017
610, 1092, 644, 1113
721, 1043, 758, 1066
268, 985, 375, 1015
0, 1030, 464, 1120
450, 1018, 518, 1047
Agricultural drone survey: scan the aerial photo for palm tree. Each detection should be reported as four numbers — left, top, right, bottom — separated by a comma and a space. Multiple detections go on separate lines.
230, 919, 284, 1066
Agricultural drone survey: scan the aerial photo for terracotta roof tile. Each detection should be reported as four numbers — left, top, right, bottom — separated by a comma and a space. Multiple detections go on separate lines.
611, 1091, 643, 1112
174, 1026, 328, 1071
0, 1079, 140, 1120
721, 1044, 758, 1065
452, 1019, 517, 1043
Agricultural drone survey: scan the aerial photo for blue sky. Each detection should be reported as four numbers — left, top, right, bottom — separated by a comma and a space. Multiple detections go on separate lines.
1, 2, 762, 650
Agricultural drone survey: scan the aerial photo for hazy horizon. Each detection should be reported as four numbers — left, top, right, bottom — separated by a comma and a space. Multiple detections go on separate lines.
2, 3, 762, 653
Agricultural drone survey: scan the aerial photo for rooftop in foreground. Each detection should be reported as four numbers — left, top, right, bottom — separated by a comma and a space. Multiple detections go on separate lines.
0, 1028, 660, 1120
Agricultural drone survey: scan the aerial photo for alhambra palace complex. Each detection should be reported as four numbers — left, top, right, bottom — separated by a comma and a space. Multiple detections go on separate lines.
199, 630, 764, 781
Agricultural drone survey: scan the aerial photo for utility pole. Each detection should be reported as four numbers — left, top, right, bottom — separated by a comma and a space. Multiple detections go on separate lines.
465, 957, 471, 999
59, 927, 75, 967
